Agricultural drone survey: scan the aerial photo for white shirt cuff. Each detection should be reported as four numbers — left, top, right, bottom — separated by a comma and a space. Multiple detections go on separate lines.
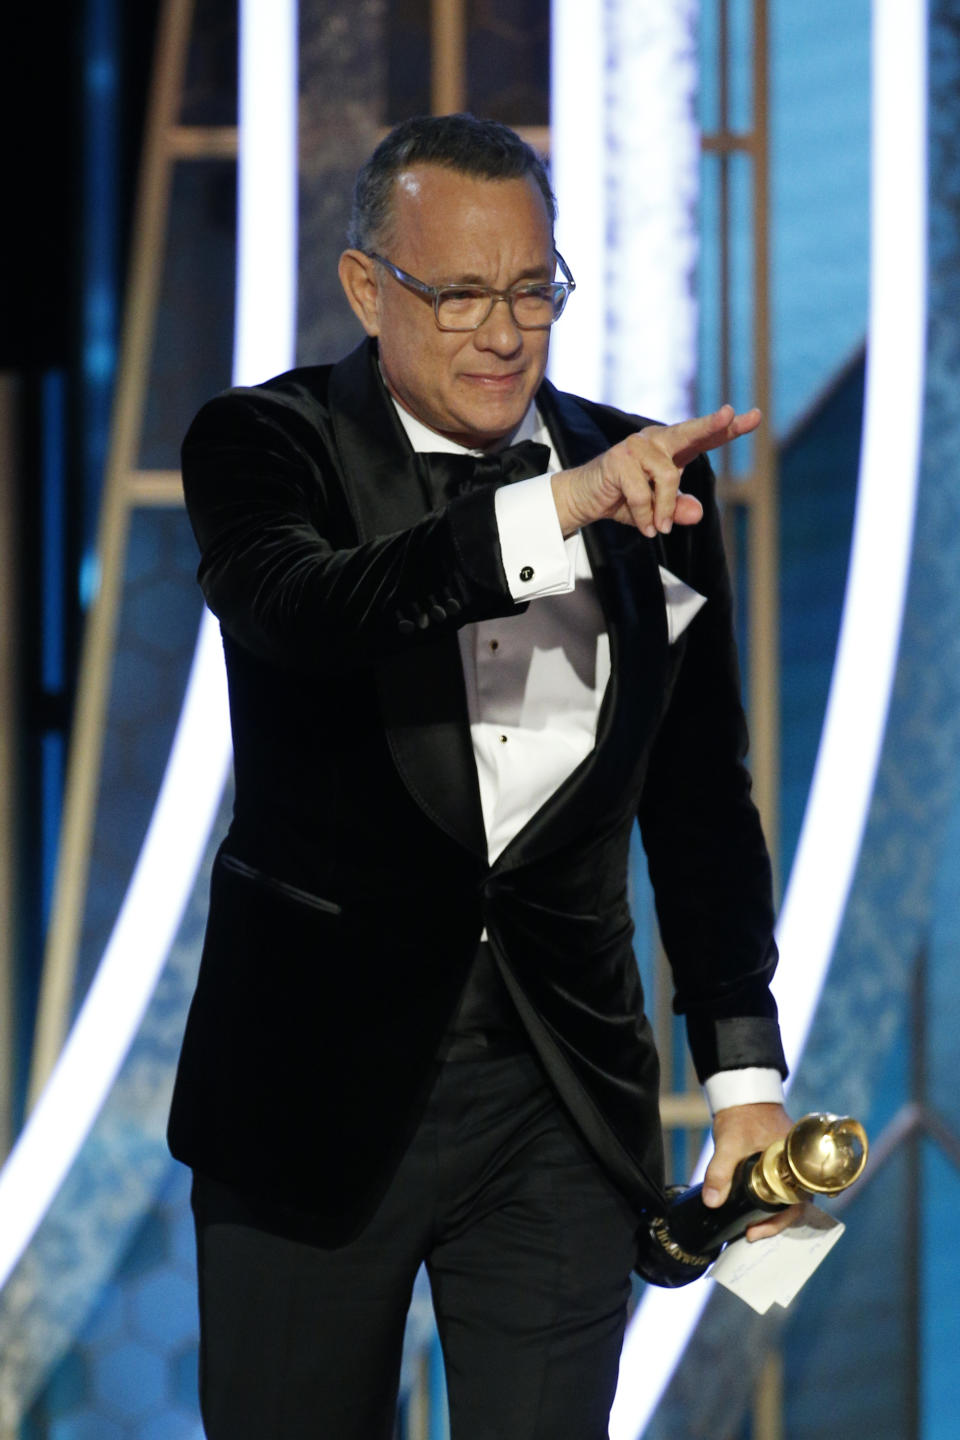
703, 1067, 785, 1116
494, 473, 579, 600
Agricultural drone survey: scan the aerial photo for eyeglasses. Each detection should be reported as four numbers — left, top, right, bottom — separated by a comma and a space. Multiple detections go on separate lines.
367, 250, 576, 331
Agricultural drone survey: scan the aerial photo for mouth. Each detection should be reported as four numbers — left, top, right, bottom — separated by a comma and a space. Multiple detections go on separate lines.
460, 370, 526, 392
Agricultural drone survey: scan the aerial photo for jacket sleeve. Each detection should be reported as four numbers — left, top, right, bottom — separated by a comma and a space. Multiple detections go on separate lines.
181, 388, 525, 673
636, 453, 787, 1082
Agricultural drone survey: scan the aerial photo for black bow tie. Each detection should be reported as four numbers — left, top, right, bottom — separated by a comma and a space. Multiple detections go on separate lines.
420, 439, 551, 506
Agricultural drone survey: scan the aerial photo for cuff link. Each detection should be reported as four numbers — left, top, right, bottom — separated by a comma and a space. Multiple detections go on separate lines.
519, 565, 535, 583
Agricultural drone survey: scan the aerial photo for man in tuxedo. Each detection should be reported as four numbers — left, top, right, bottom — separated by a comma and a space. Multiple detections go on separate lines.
169, 114, 795, 1439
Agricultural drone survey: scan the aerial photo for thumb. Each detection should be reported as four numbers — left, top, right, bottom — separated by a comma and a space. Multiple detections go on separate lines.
674, 492, 704, 527
701, 1155, 733, 1209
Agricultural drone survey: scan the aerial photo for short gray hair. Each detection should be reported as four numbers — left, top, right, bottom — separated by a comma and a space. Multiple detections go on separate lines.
347, 113, 556, 253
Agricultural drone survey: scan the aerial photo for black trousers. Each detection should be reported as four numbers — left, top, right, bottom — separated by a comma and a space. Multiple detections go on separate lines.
191, 1048, 640, 1440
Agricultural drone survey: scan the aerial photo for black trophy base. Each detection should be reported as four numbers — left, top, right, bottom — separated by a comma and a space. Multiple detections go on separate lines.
635, 1186, 721, 1288
635, 1160, 786, 1289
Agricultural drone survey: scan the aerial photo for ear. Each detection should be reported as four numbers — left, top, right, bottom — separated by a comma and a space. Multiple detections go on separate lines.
338, 250, 381, 336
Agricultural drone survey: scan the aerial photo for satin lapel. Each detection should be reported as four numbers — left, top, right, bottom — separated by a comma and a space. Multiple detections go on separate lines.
328, 341, 487, 859
491, 382, 669, 872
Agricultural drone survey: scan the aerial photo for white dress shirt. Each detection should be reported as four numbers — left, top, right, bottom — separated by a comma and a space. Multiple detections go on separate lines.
392, 399, 783, 1114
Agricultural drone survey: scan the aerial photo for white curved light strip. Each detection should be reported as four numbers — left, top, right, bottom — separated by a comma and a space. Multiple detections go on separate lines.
0, 0, 298, 1294
0, 621, 230, 1291
609, 1, 927, 1435
772, 0, 926, 1069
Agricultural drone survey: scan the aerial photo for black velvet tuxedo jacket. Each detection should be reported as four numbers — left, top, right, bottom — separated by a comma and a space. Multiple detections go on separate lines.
167, 338, 785, 1238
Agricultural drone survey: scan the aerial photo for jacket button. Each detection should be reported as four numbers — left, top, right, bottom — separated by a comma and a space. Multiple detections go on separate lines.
519, 565, 534, 583
396, 613, 415, 635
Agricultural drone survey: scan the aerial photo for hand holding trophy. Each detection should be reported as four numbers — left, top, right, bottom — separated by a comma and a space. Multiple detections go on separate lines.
636, 1112, 869, 1288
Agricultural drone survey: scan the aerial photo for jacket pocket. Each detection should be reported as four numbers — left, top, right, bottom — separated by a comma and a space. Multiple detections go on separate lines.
218, 853, 343, 915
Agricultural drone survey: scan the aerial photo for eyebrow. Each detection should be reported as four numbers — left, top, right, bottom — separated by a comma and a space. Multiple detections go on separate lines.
439, 264, 553, 287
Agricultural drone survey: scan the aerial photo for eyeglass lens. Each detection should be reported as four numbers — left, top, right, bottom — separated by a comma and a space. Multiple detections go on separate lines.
436, 285, 566, 331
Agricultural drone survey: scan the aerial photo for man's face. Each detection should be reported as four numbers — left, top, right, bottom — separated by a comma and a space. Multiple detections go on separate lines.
347, 165, 556, 450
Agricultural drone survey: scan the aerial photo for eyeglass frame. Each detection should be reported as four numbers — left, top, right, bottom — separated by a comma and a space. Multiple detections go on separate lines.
365, 249, 576, 331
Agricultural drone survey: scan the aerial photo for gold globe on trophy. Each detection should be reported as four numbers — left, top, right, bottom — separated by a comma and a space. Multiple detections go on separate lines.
635, 1113, 869, 1288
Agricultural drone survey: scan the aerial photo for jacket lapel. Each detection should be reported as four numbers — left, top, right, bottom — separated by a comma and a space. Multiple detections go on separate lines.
324, 347, 670, 870
490, 382, 670, 871
328, 341, 488, 860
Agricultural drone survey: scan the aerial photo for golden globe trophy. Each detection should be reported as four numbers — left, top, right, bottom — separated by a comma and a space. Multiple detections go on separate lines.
635, 1112, 869, 1288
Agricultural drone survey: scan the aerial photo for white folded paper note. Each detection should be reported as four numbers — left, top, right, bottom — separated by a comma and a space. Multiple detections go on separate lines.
710, 1204, 844, 1314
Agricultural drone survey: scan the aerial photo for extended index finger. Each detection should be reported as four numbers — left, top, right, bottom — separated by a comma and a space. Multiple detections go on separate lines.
660, 405, 762, 470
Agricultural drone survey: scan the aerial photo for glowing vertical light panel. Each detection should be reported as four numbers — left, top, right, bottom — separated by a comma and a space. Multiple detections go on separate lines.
603, 3, 699, 422
608, 3, 928, 1435
549, 1, 699, 418
0, 0, 299, 1294
548, 0, 606, 398
235, 0, 298, 385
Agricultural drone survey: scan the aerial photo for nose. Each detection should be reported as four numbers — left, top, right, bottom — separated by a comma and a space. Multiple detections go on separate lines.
473, 295, 523, 354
